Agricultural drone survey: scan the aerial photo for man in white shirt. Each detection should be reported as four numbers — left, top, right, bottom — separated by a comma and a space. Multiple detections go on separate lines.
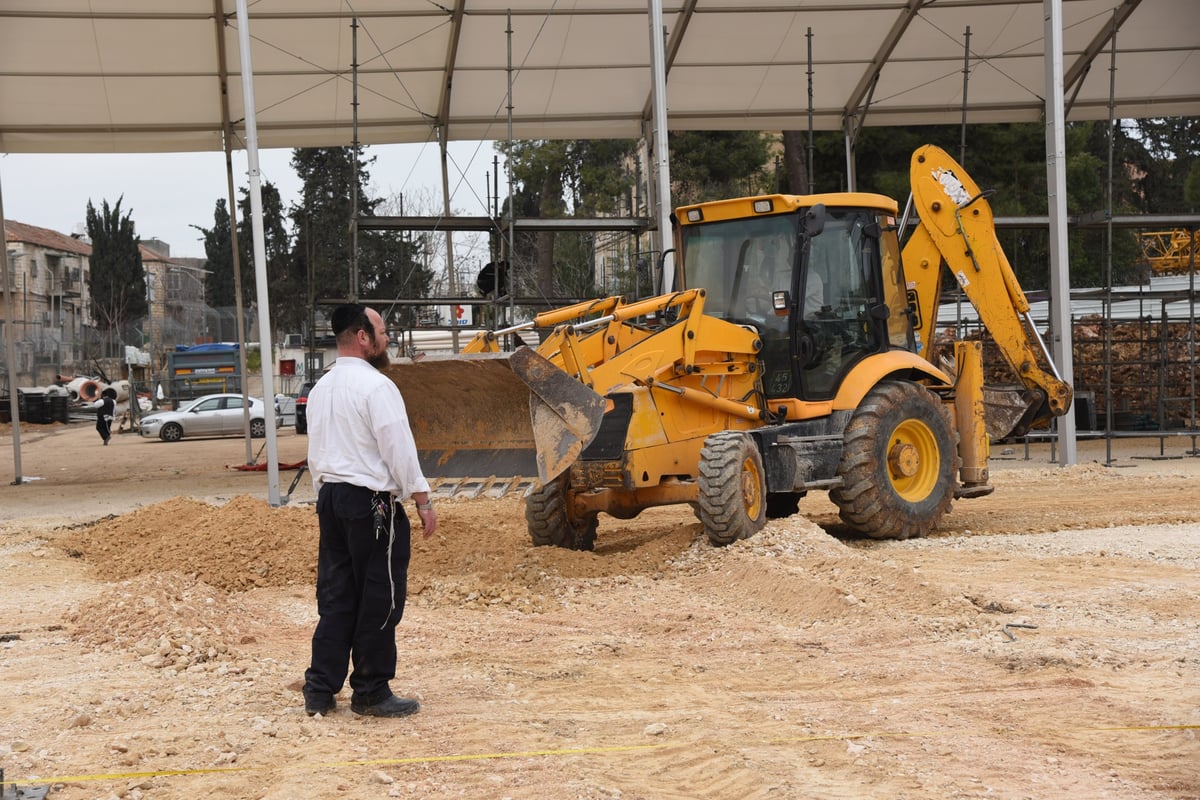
302, 304, 437, 719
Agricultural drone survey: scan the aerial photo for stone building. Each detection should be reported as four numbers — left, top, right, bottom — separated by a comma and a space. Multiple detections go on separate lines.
2, 220, 93, 387
3, 221, 210, 391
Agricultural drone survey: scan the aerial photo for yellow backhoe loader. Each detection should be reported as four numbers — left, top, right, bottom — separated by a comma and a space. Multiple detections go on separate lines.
387, 145, 1072, 548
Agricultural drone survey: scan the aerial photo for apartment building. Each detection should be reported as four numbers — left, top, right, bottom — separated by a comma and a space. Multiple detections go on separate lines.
2, 220, 93, 387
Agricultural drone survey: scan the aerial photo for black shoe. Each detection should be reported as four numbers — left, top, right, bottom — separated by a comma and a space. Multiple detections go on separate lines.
304, 693, 336, 716
350, 695, 420, 718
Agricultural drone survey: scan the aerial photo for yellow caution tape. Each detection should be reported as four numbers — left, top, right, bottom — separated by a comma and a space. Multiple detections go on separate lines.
3, 724, 1196, 788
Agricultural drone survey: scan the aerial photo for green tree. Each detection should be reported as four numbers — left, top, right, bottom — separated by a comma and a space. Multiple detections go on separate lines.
779, 131, 811, 195
290, 148, 373, 312
86, 197, 146, 339
1185, 161, 1200, 210
289, 147, 431, 332
496, 139, 638, 299
667, 131, 774, 206
1125, 117, 1200, 214
236, 181, 292, 330
193, 198, 235, 308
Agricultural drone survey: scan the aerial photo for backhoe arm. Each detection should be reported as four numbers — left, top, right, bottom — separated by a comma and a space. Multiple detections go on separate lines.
902, 145, 1072, 432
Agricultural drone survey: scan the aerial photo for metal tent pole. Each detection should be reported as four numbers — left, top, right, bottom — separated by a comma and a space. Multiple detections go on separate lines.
350, 17, 360, 302
0, 170, 24, 485
1043, 0, 1077, 466
505, 10, 516, 336
648, 0, 675, 292
212, 0, 254, 465
806, 27, 815, 192
234, 0, 282, 505
960, 26, 971, 167
1104, 9, 1117, 465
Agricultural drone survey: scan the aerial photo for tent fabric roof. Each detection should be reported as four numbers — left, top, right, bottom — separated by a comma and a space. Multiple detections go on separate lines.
1, 0, 1196, 154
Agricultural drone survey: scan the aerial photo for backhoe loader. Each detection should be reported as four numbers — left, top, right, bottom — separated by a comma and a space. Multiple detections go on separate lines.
387, 145, 1072, 548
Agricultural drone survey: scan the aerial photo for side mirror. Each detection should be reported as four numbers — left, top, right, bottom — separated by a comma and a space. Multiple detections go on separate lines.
772, 290, 791, 317
801, 204, 826, 238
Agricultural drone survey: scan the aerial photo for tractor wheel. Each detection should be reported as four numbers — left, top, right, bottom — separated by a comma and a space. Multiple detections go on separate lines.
698, 430, 767, 546
766, 491, 804, 519
830, 380, 957, 540
525, 474, 598, 551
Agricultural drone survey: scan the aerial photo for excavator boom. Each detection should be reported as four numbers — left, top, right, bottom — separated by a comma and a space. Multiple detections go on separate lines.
902, 145, 1073, 437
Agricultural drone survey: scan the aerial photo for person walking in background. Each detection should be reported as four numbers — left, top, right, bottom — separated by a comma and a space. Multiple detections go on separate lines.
302, 303, 438, 719
94, 387, 117, 445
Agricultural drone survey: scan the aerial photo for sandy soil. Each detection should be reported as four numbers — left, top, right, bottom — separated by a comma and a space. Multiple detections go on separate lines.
0, 422, 1198, 799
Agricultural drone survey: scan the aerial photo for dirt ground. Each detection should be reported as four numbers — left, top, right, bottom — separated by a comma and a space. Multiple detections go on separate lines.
0, 421, 1197, 800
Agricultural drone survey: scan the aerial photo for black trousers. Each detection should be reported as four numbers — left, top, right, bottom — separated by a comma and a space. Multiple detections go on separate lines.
304, 482, 412, 706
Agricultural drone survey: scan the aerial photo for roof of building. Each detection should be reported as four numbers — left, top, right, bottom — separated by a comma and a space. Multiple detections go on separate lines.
139, 244, 184, 266
6, 219, 189, 267
4, 219, 92, 256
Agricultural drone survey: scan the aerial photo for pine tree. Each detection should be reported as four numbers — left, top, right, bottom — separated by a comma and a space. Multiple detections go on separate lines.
496, 139, 637, 299
236, 181, 292, 326
289, 148, 373, 304
193, 198, 235, 308
289, 147, 431, 331
86, 197, 146, 339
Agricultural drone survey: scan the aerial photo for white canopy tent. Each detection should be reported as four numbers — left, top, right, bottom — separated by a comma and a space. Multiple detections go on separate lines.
2, 0, 1198, 498
1, 0, 1195, 151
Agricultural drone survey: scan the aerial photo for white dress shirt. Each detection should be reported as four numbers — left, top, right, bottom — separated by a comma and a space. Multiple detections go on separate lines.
306, 357, 430, 498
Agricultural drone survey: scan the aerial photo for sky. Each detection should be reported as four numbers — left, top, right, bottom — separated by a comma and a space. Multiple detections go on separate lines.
1, 140, 505, 261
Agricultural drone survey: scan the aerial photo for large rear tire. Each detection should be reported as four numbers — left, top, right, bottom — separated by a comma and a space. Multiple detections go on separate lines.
525, 474, 598, 551
830, 380, 957, 540
698, 431, 767, 546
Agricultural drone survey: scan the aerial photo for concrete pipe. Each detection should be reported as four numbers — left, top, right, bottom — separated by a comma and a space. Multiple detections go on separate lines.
66, 376, 90, 401
110, 380, 131, 402
78, 380, 103, 402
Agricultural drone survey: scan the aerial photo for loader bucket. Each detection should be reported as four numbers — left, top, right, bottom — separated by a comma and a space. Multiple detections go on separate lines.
983, 385, 1049, 441
381, 347, 606, 496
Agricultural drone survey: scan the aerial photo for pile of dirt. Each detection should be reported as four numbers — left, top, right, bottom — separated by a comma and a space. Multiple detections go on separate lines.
68, 572, 257, 672
60, 495, 319, 592
55, 494, 952, 626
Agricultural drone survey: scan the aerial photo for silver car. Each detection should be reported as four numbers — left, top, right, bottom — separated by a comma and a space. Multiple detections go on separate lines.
138, 393, 276, 442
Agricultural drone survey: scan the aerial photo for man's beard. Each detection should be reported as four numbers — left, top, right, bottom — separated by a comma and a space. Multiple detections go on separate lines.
368, 348, 391, 370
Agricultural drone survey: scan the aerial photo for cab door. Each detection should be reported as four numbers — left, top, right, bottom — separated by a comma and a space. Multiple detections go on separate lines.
791, 209, 891, 401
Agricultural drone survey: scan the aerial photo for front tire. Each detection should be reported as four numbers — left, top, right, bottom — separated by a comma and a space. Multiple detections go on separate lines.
698, 431, 767, 546
830, 380, 957, 540
159, 422, 183, 442
525, 474, 598, 551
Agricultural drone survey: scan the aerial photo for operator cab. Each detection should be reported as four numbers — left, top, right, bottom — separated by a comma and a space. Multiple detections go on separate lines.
677, 194, 914, 407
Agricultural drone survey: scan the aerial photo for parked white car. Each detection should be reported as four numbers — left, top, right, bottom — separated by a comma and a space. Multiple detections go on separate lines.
138, 394, 277, 442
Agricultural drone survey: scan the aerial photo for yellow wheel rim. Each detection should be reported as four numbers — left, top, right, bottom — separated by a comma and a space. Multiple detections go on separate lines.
741, 455, 764, 519
886, 418, 940, 502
